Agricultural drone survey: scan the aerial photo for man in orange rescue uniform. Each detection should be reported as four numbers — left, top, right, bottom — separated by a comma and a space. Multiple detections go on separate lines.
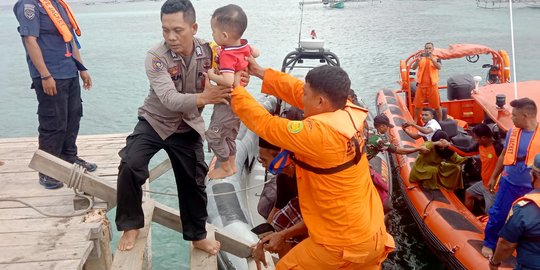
411, 42, 442, 122
231, 59, 395, 269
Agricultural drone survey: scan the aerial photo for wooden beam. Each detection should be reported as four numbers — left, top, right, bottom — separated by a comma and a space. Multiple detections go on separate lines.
111, 200, 155, 270
29, 150, 254, 258
148, 158, 172, 183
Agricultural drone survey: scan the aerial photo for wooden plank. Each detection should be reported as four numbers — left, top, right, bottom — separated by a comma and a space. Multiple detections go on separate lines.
148, 158, 172, 182
0, 242, 93, 264
111, 200, 155, 270
30, 150, 255, 258
0, 205, 79, 220
0, 260, 83, 270
0, 194, 76, 208
29, 150, 118, 206
0, 217, 91, 233
190, 229, 217, 269
0, 229, 91, 247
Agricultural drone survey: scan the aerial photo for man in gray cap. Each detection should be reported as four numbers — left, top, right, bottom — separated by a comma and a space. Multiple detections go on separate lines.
489, 153, 540, 270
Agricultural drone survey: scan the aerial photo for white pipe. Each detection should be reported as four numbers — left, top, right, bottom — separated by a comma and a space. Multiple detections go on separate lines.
509, 0, 518, 99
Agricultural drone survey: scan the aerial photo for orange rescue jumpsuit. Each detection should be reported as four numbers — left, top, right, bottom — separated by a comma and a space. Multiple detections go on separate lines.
231, 69, 395, 269
414, 57, 441, 109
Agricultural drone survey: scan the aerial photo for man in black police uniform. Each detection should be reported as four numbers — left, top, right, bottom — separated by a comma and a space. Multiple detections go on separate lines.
489, 153, 540, 270
14, 0, 96, 189
115, 0, 234, 254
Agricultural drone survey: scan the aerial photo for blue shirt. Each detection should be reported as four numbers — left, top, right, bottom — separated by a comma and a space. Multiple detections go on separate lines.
501, 128, 534, 187
13, 0, 78, 79
499, 190, 540, 270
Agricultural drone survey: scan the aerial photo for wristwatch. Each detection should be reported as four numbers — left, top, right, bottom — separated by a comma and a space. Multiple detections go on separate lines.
489, 257, 501, 267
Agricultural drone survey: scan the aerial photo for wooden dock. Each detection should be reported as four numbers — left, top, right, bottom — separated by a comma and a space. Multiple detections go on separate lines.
0, 134, 273, 270
0, 134, 125, 270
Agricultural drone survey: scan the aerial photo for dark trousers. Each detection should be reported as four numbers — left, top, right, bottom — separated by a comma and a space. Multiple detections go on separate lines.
33, 77, 82, 165
115, 119, 209, 241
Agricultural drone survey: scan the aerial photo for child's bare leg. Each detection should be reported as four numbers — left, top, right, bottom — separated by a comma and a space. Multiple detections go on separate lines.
193, 238, 221, 255
229, 155, 237, 173
208, 157, 234, 179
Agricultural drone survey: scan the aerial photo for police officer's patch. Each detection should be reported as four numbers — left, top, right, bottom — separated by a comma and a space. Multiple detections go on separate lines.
195, 46, 202, 56
24, 4, 35, 20
152, 58, 165, 72
287, 121, 304, 134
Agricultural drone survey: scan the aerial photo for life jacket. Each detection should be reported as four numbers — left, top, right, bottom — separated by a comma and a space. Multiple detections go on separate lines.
38, 0, 81, 44
503, 125, 540, 166
417, 57, 439, 86
513, 193, 540, 208
290, 103, 368, 174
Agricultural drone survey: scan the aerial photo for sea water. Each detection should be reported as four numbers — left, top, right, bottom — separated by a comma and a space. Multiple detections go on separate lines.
1, 0, 539, 268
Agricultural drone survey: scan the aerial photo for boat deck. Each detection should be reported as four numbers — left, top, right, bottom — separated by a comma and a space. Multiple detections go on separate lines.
0, 134, 125, 270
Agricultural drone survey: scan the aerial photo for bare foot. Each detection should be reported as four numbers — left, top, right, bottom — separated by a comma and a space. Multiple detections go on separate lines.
118, 229, 139, 251
193, 238, 221, 255
208, 166, 235, 179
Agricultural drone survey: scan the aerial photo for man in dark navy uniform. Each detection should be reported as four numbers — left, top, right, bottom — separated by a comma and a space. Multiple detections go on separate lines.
489, 153, 540, 270
14, 0, 96, 189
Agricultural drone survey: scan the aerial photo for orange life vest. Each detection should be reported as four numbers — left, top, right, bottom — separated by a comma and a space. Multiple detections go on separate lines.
512, 193, 540, 208
38, 0, 81, 43
292, 103, 367, 174
503, 125, 540, 166
417, 57, 439, 86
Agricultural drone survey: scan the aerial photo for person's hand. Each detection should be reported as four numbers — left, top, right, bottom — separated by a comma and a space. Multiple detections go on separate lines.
261, 231, 286, 254
42, 77, 57, 96
439, 139, 450, 148
401, 122, 410, 129
489, 262, 500, 270
245, 56, 265, 79
251, 241, 268, 270
487, 177, 497, 193
80, 71, 92, 90
419, 146, 430, 155
233, 70, 250, 88
207, 68, 218, 81
197, 73, 232, 106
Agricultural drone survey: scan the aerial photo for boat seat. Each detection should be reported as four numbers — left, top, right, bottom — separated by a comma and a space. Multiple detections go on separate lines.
439, 119, 458, 139
451, 132, 474, 149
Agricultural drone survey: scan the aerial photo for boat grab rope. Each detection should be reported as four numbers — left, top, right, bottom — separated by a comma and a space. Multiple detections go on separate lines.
422, 189, 435, 220
0, 163, 94, 218
143, 177, 273, 197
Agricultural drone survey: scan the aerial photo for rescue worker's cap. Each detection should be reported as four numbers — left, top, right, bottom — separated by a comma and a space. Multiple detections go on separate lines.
529, 153, 540, 174
374, 115, 394, 128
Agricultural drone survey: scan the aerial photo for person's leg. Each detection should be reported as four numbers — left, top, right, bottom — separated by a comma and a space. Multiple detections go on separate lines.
464, 181, 484, 212
483, 180, 531, 253
482, 188, 497, 212
207, 106, 236, 179
413, 86, 426, 123
428, 84, 442, 121
59, 77, 81, 163
33, 78, 70, 189
166, 130, 219, 254
116, 119, 163, 251
226, 120, 240, 173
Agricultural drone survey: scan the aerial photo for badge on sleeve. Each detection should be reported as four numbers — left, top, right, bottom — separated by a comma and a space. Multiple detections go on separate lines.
152, 57, 165, 72
287, 121, 304, 134
195, 46, 202, 56
24, 4, 36, 20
